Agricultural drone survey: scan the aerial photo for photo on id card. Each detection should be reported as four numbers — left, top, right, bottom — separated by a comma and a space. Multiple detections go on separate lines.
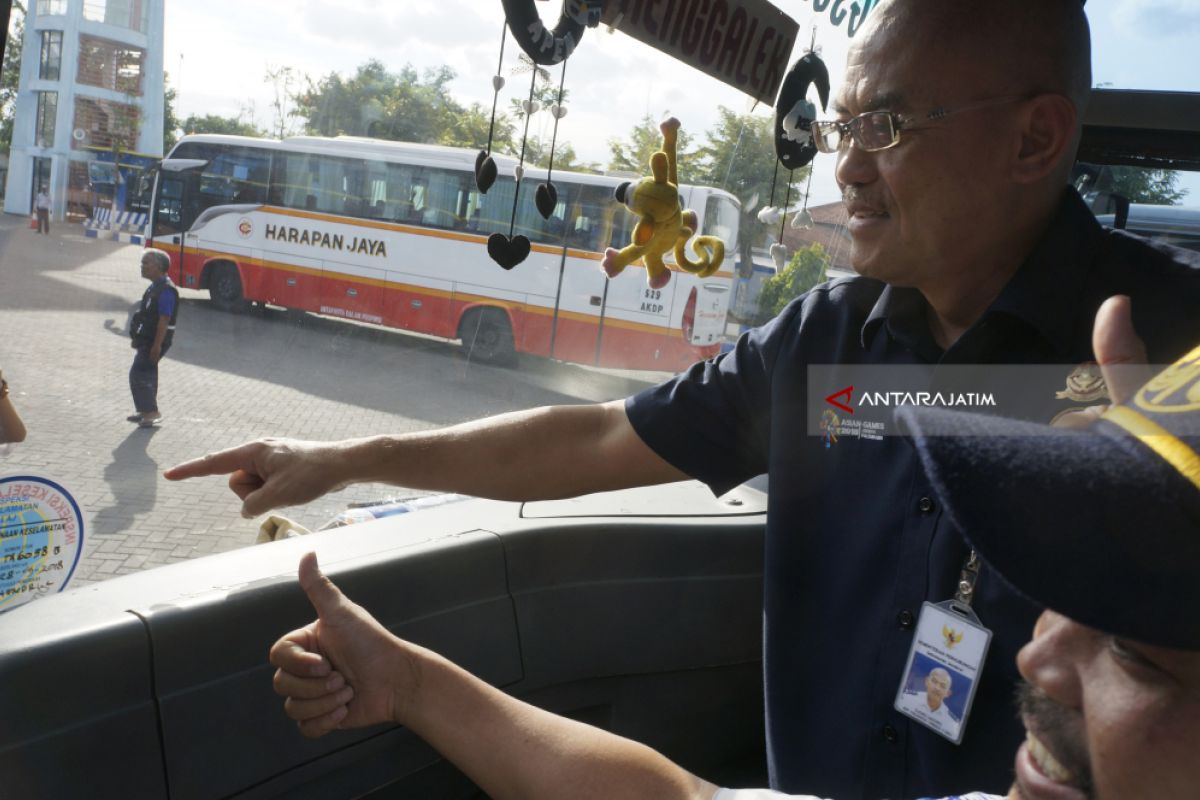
894, 601, 991, 744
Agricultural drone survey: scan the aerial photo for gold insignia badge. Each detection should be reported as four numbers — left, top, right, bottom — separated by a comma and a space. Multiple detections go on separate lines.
1135, 344, 1200, 414
1056, 362, 1109, 403
942, 625, 964, 649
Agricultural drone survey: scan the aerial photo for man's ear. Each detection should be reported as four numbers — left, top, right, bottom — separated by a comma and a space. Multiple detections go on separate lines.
1010, 93, 1077, 184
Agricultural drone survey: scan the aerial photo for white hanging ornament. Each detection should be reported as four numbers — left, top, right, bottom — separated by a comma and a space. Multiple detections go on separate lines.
790, 209, 814, 229
513, 164, 524, 182
770, 243, 789, 271
521, 100, 539, 115
757, 206, 783, 225
492, 75, 506, 92
550, 104, 568, 119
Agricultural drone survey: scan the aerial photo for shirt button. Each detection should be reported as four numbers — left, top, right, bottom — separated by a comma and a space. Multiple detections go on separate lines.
918, 496, 935, 513
882, 724, 899, 743
898, 610, 915, 630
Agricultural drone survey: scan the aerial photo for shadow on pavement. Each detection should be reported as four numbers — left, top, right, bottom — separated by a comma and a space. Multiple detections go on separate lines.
163, 299, 664, 426
93, 427, 160, 539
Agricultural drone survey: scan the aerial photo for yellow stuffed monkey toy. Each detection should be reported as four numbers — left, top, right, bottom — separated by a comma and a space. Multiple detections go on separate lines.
600, 117, 725, 289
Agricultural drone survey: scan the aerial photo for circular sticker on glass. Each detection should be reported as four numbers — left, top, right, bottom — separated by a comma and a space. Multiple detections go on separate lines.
0, 475, 85, 613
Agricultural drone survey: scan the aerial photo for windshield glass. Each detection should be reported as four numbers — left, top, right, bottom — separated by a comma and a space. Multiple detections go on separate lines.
0, 1, 1195, 603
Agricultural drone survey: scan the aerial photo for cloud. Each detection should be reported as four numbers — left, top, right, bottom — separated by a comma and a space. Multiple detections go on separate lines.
1112, 0, 1200, 37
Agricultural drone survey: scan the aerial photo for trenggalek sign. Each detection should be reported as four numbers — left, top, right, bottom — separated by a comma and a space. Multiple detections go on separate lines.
603, 0, 800, 106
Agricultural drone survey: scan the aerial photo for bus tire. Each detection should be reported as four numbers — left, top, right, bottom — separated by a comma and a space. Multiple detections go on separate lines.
459, 308, 516, 366
209, 263, 247, 313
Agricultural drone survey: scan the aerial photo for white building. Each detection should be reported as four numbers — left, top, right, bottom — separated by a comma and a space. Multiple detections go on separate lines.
3, 0, 165, 221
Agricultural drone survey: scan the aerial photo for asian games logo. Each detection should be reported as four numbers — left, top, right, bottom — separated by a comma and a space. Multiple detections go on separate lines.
237, 217, 253, 239
820, 409, 840, 448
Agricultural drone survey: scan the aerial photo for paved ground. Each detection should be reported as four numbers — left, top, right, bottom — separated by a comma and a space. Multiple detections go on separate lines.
0, 216, 663, 586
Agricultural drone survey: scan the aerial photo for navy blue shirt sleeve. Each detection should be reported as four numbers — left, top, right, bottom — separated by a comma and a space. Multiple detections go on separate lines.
625, 297, 807, 496
157, 286, 177, 318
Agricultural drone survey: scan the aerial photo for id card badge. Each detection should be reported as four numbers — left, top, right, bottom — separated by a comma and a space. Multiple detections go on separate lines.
894, 600, 992, 745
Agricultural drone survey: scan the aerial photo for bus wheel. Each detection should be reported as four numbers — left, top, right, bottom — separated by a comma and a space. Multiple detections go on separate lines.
210, 264, 247, 312
460, 308, 515, 366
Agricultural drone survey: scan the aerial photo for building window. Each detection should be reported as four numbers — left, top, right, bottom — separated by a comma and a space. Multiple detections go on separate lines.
35, 91, 57, 148
36, 0, 67, 15
77, 35, 145, 96
82, 0, 148, 33
72, 96, 140, 152
39, 31, 63, 81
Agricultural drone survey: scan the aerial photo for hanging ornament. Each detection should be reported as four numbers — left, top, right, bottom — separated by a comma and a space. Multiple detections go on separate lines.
535, 59, 569, 220
476, 25, 508, 194
501, 0, 602, 66
757, 206, 783, 225
773, 29, 830, 171
521, 100, 540, 116
488, 67, 540, 270
770, 243, 789, 271
791, 209, 815, 229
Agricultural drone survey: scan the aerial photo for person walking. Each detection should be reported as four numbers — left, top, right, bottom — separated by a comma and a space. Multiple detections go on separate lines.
34, 187, 50, 235
127, 249, 178, 428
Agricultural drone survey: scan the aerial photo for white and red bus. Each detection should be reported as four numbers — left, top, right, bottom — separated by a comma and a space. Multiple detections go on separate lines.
148, 134, 739, 370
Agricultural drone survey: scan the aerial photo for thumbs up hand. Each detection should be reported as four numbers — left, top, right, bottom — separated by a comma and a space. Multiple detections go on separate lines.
1052, 295, 1153, 430
270, 553, 419, 738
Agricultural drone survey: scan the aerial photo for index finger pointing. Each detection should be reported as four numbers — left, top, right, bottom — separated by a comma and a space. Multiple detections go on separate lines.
164, 442, 261, 481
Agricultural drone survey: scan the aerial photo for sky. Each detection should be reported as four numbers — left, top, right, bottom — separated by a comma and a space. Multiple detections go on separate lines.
163, 0, 1200, 209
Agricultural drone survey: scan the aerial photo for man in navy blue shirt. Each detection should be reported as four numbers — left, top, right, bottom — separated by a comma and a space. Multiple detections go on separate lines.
167, 1, 1200, 797
129, 248, 178, 428
263, 337, 1200, 800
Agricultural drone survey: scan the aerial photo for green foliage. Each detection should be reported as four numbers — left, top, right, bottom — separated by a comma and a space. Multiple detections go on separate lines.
162, 73, 181, 153
0, 2, 25, 153
181, 113, 265, 138
296, 60, 520, 153
1101, 166, 1189, 206
606, 115, 698, 181
756, 243, 829, 321
692, 106, 806, 276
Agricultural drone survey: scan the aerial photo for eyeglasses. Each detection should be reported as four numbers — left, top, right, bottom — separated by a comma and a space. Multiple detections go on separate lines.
811, 95, 1026, 154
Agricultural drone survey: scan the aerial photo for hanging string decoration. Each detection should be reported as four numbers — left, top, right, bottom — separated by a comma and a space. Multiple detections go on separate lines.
475, 24, 508, 194
535, 60, 569, 220
487, 68, 541, 270
762, 29, 829, 271
774, 30, 830, 172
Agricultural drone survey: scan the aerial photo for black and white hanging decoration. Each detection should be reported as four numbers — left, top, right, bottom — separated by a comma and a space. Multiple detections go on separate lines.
475, 24, 508, 194
760, 30, 830, 271
535, 61, 569, 220
774, 30, 830, 172
486, 65, 541, 270
500, 0, 602, 66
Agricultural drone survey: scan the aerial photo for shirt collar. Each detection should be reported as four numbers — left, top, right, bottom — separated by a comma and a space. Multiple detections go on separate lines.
860, 189, 1101, 357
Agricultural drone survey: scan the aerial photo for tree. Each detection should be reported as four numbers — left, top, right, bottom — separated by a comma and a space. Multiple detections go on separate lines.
607, 114, 699, 181
756, 243, 829, 322
162, 73, 181, 153
180, 113, 264, 138
692, 106, 807, 277
438, 100, 515, 154
1101, 166, 1188, 205
0, 1, 25, 154
265, 65, 302, 139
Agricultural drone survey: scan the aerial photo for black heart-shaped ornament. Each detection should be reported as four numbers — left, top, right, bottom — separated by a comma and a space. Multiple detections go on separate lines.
534, 182, 558, 220
487, 233, 531, 270
475, 150, 497, 194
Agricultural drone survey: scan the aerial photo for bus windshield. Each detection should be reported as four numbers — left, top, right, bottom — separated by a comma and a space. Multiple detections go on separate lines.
0, 2, 1196, 596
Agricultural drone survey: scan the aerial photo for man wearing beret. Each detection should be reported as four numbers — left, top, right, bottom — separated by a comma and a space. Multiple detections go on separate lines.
267, 337, 1200, 800
167, 1, 1200, 795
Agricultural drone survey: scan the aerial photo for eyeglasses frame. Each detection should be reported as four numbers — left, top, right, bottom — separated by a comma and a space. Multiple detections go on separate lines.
812, 94, 1029, 154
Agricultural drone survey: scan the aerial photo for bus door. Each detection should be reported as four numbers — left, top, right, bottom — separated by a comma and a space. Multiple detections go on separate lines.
150, 159, 206, 286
